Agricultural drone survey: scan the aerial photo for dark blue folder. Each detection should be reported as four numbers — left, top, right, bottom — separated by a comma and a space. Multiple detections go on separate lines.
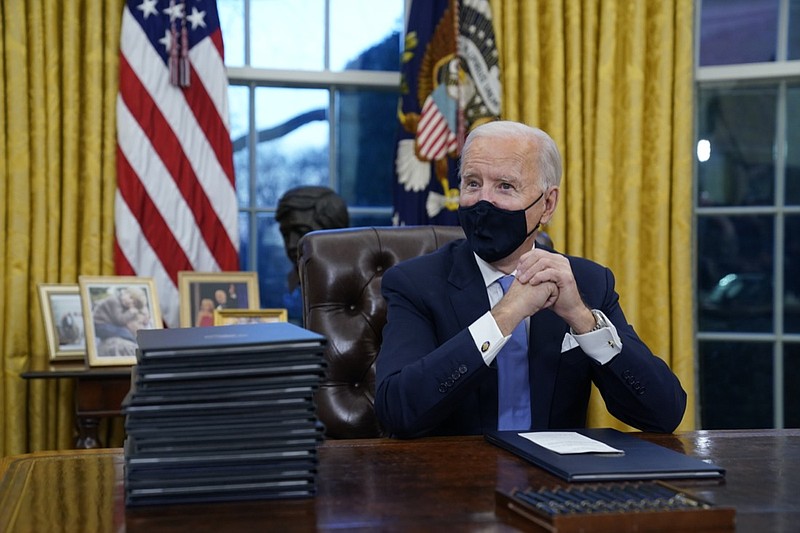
136, 322, 326, 356
485, 428, 725, 482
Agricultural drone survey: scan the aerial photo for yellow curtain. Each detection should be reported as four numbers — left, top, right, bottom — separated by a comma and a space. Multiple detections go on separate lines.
0, 0, 123, 456
490, 0, 696, 431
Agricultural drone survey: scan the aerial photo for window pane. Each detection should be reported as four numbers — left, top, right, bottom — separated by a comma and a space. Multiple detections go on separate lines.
349, 211, 393, 227
790, 0, 800, 60
238, 211, 250, 269
787, 84, 800, 205
330, 0, 403, 71
336, 89, 398, 208
697, 215, 774, 333
699, 0, 779, 66
218, 0, 245, 66
787, 215, 800, 333
254, 87, 329, 207
699, 341, 773, 429
786, 343, 800, 427
229, 85, 251, 207
250, 0, 324, 70
697, 86, 777, 207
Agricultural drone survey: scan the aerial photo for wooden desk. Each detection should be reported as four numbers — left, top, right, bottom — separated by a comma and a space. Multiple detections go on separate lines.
21, 363, 131, 448
0, 430, 798, 532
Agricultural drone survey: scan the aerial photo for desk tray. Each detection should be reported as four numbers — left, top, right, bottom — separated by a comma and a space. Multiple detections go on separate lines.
495, 481, 735, 532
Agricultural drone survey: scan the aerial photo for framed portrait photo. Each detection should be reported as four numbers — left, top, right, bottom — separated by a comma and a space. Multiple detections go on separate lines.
177, 271, 260, 328
38, 283, 87, 362
213, 308, 288, 326
78, 276, 162, 367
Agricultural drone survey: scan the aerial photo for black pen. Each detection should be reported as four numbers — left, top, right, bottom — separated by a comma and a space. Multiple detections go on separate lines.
537, 489, 581, 514
590, 486, 632, 511
620, 484, 660, 509
515, 489, 559, 515
573, 487, 614, 512
556, 488, 596, 512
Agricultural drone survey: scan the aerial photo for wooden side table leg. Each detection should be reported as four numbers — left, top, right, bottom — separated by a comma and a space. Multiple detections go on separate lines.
75, 416, 102, 449
73, 375, 130, 449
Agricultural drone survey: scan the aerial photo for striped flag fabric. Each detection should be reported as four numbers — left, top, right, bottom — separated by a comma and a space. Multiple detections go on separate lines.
417, 91, 459, 161
393, 0, 502, 226
115, 0, 238, 328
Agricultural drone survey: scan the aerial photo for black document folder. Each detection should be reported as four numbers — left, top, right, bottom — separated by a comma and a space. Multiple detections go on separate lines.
485, 428, 725, 482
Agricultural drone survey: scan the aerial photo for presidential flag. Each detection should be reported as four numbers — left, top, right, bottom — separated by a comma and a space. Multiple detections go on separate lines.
115, 0, 238, 328
394, 0, 502, 226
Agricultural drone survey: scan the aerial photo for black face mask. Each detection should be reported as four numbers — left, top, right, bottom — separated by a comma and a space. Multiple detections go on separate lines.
457, 192, 544, 263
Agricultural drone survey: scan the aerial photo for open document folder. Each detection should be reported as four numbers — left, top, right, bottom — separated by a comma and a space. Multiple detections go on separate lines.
485, 428, 725, 482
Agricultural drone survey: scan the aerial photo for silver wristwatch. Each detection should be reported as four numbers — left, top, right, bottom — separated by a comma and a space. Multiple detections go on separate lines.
590, 310, 607, 332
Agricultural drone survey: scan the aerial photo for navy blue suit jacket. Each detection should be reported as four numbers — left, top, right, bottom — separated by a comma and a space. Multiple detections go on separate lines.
374, 239, 687, 438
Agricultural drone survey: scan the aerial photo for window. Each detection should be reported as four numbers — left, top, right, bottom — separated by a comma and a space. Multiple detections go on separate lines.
695, 0, 800, 429
218, 0, 403, 322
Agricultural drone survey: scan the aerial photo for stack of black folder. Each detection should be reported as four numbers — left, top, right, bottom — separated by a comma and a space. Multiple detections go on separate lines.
122, 322, 327, 507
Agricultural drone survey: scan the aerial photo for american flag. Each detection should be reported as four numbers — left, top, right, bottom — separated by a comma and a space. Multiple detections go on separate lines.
115, 0, 238, 328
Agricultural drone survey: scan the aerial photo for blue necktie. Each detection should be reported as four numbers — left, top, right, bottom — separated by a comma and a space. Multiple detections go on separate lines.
496, 275, 532, 431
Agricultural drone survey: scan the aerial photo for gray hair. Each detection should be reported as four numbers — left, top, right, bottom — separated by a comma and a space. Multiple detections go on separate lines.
461, 121, 563, 190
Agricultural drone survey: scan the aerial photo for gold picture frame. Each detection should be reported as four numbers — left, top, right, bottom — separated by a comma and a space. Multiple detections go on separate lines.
177, 271, 260, 327
38, 283, 87, 362
79, 275, 162, 367
213, 308, 288, 326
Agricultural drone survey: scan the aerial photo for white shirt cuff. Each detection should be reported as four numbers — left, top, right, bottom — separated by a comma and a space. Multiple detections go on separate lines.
469, 311, 509, 366
569, 310, 622, 365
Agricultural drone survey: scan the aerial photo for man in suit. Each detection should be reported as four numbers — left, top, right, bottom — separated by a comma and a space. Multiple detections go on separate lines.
375, 121, 686, 438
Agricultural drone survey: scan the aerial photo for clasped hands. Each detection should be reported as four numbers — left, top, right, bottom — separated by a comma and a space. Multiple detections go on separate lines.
492, 249, 596, 336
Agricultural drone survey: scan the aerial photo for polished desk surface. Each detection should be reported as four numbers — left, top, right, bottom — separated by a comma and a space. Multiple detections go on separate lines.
0, 430, 798, 532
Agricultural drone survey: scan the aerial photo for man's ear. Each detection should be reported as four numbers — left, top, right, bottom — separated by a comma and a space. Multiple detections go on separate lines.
540, 186, 559, 225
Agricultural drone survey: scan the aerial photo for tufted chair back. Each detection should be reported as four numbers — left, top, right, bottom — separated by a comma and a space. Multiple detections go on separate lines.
297, 225, 466, 438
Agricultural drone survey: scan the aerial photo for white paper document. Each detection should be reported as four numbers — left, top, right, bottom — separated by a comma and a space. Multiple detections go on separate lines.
519, 432, 625, 455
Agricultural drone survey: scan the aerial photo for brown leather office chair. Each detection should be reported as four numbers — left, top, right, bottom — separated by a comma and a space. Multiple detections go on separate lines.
297, 225, 465, 438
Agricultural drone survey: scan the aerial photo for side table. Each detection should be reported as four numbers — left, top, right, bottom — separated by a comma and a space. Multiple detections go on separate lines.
22, 363, 131, 449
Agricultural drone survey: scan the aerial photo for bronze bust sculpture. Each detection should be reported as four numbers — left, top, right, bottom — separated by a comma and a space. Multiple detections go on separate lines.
276, 186, 350, 290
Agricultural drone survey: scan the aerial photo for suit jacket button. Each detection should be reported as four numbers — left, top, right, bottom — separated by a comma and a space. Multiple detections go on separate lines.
438, 385, 447, 393
458, 365, 468, 374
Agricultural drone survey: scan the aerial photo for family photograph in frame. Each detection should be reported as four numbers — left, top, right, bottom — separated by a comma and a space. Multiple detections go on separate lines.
37, 283, 86, 362
213, 308, 288, 326
177, 271, 260, 327
78, 276, 162, 367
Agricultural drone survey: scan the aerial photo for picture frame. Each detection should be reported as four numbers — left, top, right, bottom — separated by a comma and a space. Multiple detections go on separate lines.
213, 308, 288, 326
37, 283, 87, 362
78, 276, 162, 367
177, 271, 260, 327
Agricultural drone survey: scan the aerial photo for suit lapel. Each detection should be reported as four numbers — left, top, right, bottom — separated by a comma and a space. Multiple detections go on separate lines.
447, 242, 490, 327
